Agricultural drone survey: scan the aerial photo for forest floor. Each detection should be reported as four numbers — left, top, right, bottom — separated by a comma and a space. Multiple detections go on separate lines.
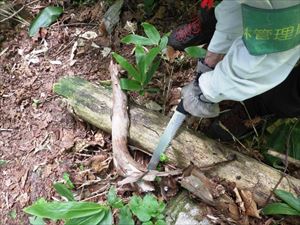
1, 1, 299, 225
0, 1, 199, 224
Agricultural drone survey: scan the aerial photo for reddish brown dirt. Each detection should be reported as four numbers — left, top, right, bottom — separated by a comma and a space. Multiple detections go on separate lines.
0, 1, 196, 224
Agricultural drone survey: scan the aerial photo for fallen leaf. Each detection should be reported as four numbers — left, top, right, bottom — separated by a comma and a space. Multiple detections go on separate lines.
166, 46, 180, 62
233, 187, 245, 212
101, 47, 111, 58
124, 21, 137, 33
240, 190, 261, 218
87, 154, 111, 174
80, 31, 98, 40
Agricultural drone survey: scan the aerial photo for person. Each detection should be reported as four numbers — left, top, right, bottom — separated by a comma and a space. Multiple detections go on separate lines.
169, 0, 300, 140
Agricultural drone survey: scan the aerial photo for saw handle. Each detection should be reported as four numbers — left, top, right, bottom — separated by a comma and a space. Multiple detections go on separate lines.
176, 99, 190, 115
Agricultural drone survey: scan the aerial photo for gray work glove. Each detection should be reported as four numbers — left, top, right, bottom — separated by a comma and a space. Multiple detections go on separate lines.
181, 60, 220, 118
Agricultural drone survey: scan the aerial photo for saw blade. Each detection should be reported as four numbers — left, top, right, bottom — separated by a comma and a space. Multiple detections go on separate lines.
147, 110, 187, 170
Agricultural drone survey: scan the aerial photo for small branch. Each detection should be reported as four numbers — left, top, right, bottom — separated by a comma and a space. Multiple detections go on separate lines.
267, 149, 300, 168
110, 60, 145, 177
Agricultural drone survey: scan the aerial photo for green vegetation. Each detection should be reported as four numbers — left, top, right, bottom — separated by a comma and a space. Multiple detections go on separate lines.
24, 178, 166, 225
113, 22, 168, 94
263, 189, 300, 216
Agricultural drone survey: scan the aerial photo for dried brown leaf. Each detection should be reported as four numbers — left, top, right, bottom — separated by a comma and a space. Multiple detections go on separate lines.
166, 46, 180, 62
240, 190, 261, 218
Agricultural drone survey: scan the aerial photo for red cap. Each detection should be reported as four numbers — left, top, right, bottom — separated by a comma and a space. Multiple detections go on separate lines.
200, 0, 214, 9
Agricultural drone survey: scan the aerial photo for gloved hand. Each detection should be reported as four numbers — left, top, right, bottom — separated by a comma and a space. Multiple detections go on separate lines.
181, 60, 220, 118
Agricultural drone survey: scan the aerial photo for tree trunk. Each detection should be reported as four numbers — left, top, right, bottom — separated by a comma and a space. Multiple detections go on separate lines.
53, 76, 300, 207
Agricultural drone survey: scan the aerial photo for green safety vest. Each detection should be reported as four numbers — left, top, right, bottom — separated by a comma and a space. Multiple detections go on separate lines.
242, 4, 300, 56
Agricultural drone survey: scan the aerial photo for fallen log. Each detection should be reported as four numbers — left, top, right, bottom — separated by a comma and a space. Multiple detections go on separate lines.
53, 76, 300, 207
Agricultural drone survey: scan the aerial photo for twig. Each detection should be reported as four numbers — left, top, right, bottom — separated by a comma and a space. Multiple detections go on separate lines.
240, 101, 259, 137
0, 128, 13, 132
0, 5, 24, 23
219, 121, 248, 151
267, 149, 300, 168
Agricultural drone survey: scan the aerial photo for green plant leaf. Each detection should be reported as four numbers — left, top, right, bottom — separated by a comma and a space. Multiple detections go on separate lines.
0, 159, 8, 167
274, 190, 300, 212
29, 6, 63, 37
121, 34, 153, 46
119, 205, 134, 225
112, 53, 141, 82
23, 198, 107, 220
184, 46, 207, 58
9, 210, 17, 219
144, 60, 160, 85
29, 216, 45, 225
143, 47, 160, 82
142, 22, 160, 45
63, 172, 75, 190
155, 220, 166, 225
129, 194, 165, 222
99, 210, 113, 225
262, 203, 300, 216
65, 212, 106, 225
135, 45, 145, 65
129, 195, 151, 222
142, 221, 153, 225
53, 183, 75, 201
267, 121, 300, 160
135, 46, 146, 79
159, 35, 168, 51
107, 186, 123, 209
120, 78, 142, 91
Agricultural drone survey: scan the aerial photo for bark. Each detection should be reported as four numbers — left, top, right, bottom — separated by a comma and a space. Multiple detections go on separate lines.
109, 61, 145, 177
53, 76, 300, 207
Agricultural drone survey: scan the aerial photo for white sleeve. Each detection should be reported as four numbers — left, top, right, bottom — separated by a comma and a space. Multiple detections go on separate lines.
199, 38, 300, 103
207, 0, 243, 54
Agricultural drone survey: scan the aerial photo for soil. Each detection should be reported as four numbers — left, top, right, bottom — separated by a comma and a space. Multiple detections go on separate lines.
1, 1, 299, 225
0, 1, 197, 224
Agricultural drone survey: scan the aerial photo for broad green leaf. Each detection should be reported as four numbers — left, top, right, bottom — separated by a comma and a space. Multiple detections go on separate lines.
274, 190, 300, 212
29, 216, 45, 225
142, 222, 153, 225
184, 46, 207, 58
129, 195, 151, 222
112, 53, 141, 82
135, 45, 145, 65
159, 35, 168, 51
53, 183, 75, 201
142, 194, 161, 217
0, 159, 8, 167
129, 194, 165, 222
65, 212, 106, 225
23, 198, 107, 220
107, 186, 123, 209
143, 47, 160, 83
144, 60, 160, 85
119, 206, 134, 225
120, 78, 142, 91
262, 203, 300, 216
155, 220, 166, 225
63, 172, 75, 190
99, 209, 113, 225
121, 34, 153, 46
29, 6, 63, 37
135, 46, 146, 79
142, 22, 160, 45
9, 210, 17, 219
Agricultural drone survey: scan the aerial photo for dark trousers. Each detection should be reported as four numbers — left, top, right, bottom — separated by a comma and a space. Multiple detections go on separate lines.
245, 64, 300, 118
